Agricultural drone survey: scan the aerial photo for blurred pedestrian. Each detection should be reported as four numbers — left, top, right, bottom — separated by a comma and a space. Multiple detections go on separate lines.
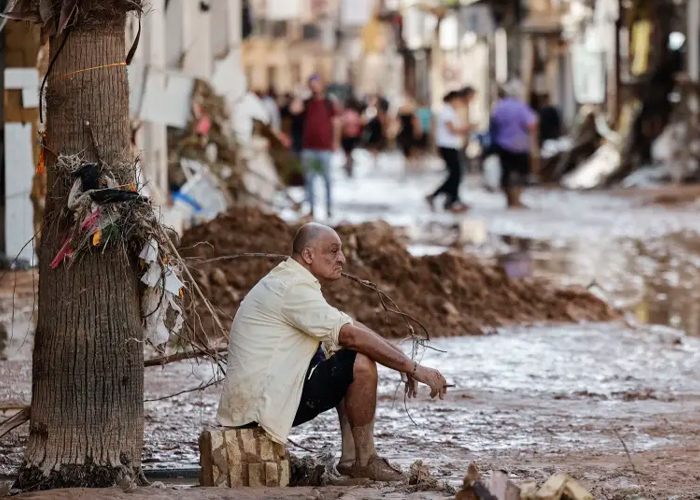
363, 95, 388, 165
490, 80, 538, 209
415, 99, 433, 155
300, 75, 340, 218
426, 89, 475, 213
396, 97, 420, 166
340, 97, 363, 177
536, 94, 562, 145
286, 93, 306, 155
262, 87, 282, 132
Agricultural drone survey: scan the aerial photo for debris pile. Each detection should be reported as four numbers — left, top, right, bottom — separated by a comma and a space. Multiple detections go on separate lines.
288, 446, 340, 487
406, 460, 455, 494
181, 206, 618, 340
455, 466, 594, 500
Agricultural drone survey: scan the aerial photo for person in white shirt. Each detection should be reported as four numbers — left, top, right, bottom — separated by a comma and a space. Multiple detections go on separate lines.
426, 88, 476, 213
217, 223, 448, 481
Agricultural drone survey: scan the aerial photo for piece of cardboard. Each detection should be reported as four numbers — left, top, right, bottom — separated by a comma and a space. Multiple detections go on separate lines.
132, 66, 195, 129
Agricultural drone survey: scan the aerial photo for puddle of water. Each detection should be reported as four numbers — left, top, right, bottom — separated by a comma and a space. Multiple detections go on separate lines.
472, 233, 700, 337
402, 217, 700, 338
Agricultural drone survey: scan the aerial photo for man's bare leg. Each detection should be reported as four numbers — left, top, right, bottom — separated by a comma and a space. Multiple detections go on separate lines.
336, 401, 357, 475
342, 353, 402, 480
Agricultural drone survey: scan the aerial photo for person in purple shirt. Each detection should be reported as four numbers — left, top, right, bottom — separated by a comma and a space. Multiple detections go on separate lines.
489, 80, 538, 208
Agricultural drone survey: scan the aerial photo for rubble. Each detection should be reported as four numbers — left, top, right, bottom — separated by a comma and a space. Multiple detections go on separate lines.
455, 467, 594, 500
180, 206, 619, 341
455, 463, 497, 500
288, 447, 339, 487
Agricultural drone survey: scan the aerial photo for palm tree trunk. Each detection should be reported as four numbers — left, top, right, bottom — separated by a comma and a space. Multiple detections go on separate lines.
15, 14, 144, 489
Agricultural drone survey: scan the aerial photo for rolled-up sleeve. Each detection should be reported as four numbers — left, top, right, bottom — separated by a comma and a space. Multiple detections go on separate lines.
281, 281, 353, 345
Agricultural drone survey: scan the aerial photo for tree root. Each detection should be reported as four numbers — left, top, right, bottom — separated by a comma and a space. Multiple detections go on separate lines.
14, 460, 140, 491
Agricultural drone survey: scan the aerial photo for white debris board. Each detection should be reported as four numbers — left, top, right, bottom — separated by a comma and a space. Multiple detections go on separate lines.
5, 123, 35, 262
4, 68, 39, 89
128, 65, 195, 129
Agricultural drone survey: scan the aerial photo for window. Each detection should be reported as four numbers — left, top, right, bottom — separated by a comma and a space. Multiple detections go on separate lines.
271, 21, 288, 39
302, 24, 321, 40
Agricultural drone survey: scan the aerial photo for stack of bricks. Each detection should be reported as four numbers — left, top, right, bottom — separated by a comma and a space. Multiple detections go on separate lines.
199, 427, 290, 488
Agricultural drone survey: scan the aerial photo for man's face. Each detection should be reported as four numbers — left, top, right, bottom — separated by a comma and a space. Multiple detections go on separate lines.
305, 231, 346, 283
309, 78, 323, 95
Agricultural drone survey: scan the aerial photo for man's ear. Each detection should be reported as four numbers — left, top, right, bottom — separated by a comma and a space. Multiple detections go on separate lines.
301, 247, 313, 265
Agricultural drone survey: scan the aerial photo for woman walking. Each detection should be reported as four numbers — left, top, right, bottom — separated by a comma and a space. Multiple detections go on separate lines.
490, 80, 538, 209
426, 88, 475, 213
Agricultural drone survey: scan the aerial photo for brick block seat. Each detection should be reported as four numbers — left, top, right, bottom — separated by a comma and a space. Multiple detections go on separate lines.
199, 427, 290, 487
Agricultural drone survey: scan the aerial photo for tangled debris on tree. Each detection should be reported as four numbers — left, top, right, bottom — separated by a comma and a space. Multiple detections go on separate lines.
45, 153, 190, 350
2, 0, 144, 37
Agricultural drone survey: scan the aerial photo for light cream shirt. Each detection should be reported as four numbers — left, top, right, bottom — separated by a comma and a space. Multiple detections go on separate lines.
217, 258, 353, 443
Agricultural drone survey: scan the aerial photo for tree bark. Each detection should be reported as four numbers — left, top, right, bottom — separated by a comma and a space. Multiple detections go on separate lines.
15, 15, 144, 490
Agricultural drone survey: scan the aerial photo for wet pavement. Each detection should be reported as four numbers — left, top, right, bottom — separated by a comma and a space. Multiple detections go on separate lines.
4, 153, 700, 497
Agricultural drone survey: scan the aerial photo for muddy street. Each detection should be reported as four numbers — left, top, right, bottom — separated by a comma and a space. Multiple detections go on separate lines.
4, 156, 700, 498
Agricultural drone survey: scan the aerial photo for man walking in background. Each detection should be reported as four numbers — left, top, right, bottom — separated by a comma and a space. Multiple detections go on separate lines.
299, 75, 340, 219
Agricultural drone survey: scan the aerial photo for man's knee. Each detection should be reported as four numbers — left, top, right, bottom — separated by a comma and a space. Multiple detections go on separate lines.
353, 352, 377, 382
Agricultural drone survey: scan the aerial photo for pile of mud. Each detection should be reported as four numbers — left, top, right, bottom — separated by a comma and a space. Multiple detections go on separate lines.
181, 206, 618, 339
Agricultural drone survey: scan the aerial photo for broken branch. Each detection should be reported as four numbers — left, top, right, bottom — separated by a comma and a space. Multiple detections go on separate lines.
144, 346, 228, 367
0, 407, 30, 440
144, 377, 222, 402
342, 272, 433, 342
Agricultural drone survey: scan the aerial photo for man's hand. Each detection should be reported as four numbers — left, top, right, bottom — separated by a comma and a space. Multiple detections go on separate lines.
402, 373, 418, 398
412, 365, 448, 399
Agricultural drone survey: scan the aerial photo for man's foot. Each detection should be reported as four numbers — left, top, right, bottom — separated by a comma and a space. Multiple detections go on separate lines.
349, 455, 404, 482
336, 460, 354, 476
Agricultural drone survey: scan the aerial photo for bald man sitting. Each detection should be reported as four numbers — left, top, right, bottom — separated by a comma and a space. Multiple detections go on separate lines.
217, 223, 448, 481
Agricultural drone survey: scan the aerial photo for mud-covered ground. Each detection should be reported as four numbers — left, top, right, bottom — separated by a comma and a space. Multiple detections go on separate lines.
4, 152, 700, 498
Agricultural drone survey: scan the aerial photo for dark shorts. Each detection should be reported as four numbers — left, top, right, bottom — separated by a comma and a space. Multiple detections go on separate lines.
292, 349, 357, 427
417, 132, 430, 149
497, 147, 531, 189
341, 136, 359, 154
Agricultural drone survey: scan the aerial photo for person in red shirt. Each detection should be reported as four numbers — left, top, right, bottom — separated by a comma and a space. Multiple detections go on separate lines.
299, 75, 340, 218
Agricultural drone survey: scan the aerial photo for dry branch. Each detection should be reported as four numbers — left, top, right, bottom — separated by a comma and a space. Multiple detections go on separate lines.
144, 346, 228, 368
0, 407, 30, 440
144, 378, 222, 402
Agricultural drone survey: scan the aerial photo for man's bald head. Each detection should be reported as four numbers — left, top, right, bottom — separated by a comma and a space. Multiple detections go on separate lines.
292, 223, 337, 256
292, 223, 346, 284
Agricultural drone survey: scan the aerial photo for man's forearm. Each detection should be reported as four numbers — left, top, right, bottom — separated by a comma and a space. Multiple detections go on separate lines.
354, 320, 407, 360
339, 323, 414, 374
